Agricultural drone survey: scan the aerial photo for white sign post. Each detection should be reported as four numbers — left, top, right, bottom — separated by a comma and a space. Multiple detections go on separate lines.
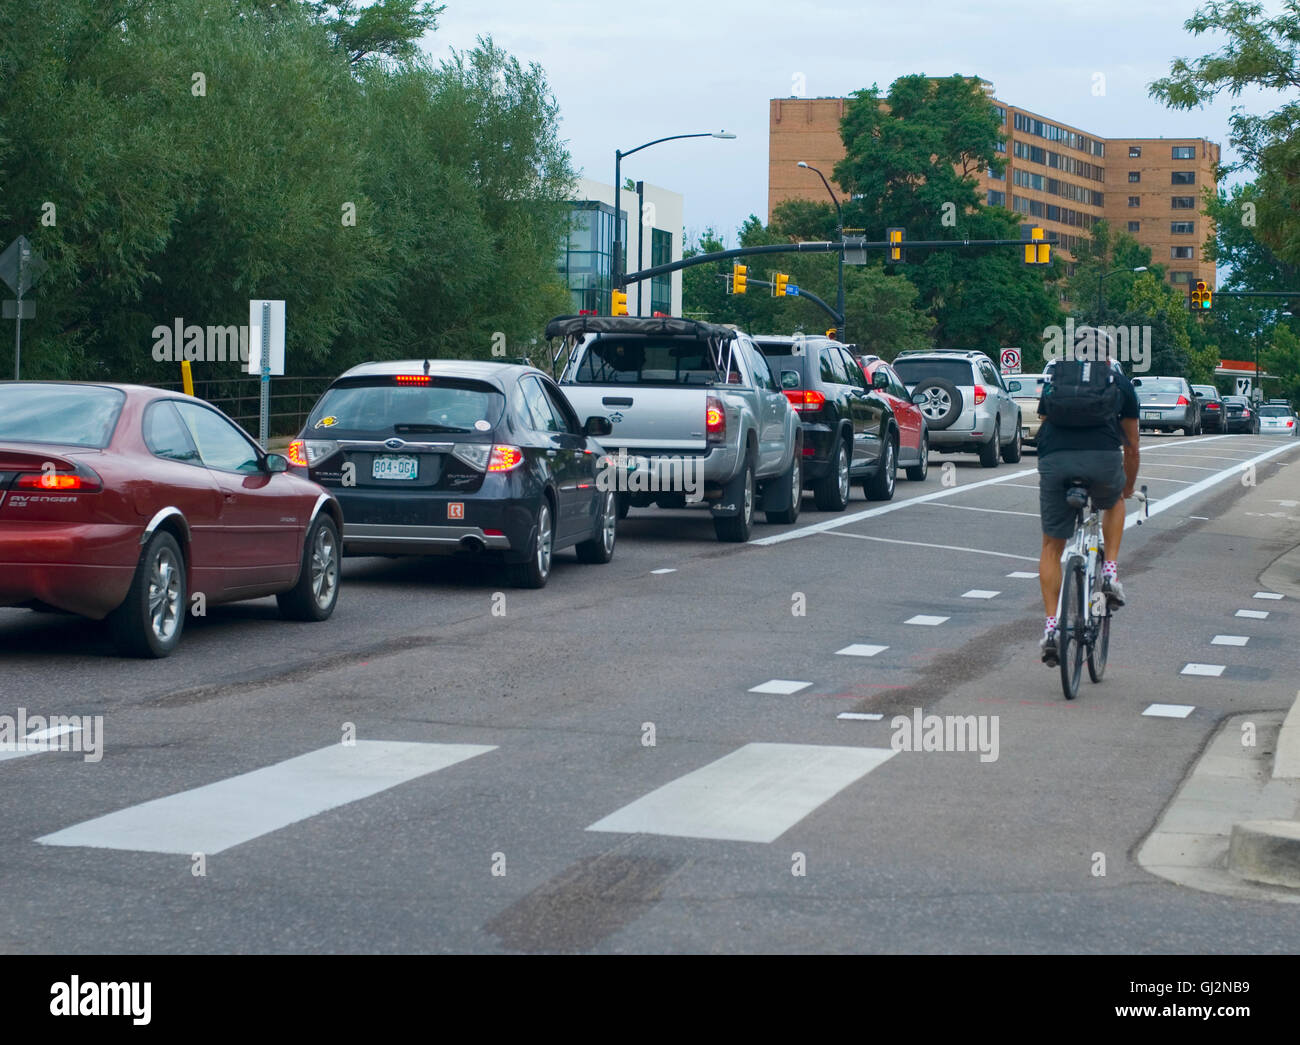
248, 300, 285, 449
1235, 376, 1252, 397
1000, 347, 1022, 375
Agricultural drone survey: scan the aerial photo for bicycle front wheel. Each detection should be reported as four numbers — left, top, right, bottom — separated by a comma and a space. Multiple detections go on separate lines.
1058, 556, 1086, 700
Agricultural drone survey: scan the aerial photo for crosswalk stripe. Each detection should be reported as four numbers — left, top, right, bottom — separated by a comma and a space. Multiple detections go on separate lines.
0, 725, 81, 763
586, 742, 896, 843
36, 741, 495, 854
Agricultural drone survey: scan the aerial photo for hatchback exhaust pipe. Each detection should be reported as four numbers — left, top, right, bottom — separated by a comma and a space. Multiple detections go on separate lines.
459, 534, 486, 553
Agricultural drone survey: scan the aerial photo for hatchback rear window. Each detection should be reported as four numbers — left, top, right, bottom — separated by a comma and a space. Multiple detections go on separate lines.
891, 359, 975, 386
0, 383, 125, 448
305, 379, 505, 435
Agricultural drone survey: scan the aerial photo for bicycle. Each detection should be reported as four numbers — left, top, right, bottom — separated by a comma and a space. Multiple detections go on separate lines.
1055, 480, 1148, 700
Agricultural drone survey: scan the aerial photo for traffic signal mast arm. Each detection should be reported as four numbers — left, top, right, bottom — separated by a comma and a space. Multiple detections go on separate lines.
715, 273, 843, 326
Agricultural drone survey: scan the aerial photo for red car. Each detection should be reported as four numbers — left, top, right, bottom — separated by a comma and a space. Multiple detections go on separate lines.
858, 355, 930, 480
0, 382, 343, 657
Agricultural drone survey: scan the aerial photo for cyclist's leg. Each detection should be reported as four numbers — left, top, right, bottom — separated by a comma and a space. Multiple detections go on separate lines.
1040, 535, 1066, 617
1087, 450, 1127, 604
1037, 451, 1076, 663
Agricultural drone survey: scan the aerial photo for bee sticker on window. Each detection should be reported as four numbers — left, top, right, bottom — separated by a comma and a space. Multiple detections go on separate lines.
315, 416, 338, 428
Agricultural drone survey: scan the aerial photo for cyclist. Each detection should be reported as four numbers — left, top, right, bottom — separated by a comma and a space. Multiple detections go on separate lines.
1037, 335, 1140, 666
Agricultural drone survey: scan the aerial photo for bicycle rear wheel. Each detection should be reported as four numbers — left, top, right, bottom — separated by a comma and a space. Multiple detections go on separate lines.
1058, 556, 1085, 700
1087, 568, 1111, 683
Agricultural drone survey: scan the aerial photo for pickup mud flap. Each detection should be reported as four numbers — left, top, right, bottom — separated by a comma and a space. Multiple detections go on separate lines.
708, 471, 747, 517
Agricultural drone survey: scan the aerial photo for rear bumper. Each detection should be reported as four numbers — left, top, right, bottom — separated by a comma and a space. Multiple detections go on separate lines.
343, 523, 513, 556
0, 523, 140, 618
1138, 406, 1192, 429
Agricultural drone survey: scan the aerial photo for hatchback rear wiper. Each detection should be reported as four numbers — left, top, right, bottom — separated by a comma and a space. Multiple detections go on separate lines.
392, 423, 472, 434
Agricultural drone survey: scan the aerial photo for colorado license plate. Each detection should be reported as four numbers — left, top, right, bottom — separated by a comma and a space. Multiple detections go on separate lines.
1142, 411, 1160, 421
372, 454, 418, 480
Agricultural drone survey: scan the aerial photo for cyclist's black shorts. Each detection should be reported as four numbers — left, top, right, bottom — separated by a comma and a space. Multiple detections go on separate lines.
1038, 449, 1125, 538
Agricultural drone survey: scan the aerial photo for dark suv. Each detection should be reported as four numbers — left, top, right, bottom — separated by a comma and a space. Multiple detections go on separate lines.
753, 335, 898, 509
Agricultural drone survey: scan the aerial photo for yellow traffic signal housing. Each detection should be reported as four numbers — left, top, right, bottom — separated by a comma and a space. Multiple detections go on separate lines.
611, 289, 628, 315
1021, 225, 1050, 265
886, 227, 905, 263
732, 263, 747, 294
773, 272, 789, 297
1190, 280, 1213, 311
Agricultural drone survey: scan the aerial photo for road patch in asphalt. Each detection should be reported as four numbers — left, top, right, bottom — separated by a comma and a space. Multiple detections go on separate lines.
586, 742, 896, 843
35, 741, 496, 854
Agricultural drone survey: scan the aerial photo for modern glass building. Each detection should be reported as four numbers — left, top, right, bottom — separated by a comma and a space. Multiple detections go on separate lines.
557, 201, 625, 316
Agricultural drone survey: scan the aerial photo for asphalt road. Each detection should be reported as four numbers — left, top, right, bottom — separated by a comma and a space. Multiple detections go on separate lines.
3, 431, 1300, 953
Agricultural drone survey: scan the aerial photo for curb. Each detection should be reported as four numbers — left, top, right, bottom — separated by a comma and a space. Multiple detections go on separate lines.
1229, 820, 1300, 889
1276, 691, 1300, 781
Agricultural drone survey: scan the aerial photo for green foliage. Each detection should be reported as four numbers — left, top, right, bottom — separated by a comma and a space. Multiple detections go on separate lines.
0, 2, 572, 382
1261, 323, 1300, 404
1150, 1, 1300, 265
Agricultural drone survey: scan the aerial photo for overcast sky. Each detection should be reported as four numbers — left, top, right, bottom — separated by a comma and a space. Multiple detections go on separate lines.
422, 0, 1282, 246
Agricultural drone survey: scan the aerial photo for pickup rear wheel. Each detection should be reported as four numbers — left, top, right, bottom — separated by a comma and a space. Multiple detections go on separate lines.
714, 459, 754, 542
813, 438, 850, 511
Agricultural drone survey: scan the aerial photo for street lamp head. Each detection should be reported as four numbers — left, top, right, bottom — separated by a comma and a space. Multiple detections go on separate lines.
712, 131, 736, 139
1133, 266, 1148, 273
797, 161, 809, 168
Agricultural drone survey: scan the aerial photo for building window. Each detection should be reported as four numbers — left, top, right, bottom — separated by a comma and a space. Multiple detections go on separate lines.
1171, 246, 1195, 259
1128, 221, 1140, 232
1171, 171, 1196, 184
558, 202, 624, 314
1128, 146, 1142, 158
986, 189, 1006, 207
650, 228, 672, 316
1128, 196, 1140, 207
1171, 221, 1195, 234
987, 166, 1004, 179
1128, 171, 1141, 182
1171, 196, 1197, 209
1172, 146, 1196, 160
1169, 271, 1193, 284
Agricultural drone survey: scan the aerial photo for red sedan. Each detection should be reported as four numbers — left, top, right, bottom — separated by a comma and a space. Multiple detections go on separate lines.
0, 382, 343, 657
858, 355, 930, 481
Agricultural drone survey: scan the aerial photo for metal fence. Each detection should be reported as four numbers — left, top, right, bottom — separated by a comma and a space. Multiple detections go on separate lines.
146, 375, 333, 440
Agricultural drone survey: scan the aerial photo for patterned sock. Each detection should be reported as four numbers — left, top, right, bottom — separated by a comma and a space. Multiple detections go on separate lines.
1103, 560, 1118, 580
1044, 615, 1057, 637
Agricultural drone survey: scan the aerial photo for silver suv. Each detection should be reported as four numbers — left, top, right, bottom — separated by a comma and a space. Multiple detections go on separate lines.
891, 350, 1022, 467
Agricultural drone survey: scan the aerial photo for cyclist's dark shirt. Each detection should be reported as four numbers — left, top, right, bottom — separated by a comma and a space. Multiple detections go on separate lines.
1037, 368, 1139, 456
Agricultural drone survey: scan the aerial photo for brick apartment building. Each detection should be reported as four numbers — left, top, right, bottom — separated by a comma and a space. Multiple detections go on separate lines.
768, 93, 1219, 296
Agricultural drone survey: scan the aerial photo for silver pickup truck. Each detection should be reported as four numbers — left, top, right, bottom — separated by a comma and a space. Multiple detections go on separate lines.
545, 315, 802, 542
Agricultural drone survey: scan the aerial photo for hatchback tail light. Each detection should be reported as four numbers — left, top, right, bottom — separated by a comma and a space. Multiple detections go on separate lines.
286, 440, 309, 467
706, 395, 726, 444
394, 375, 432, 385
973, 385, 987, 405
488, 445, 524, 472
14, 467, 102, 492
1176, 395, 1189, 406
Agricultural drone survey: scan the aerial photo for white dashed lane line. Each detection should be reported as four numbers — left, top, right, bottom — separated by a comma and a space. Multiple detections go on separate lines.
1144, 704, 1196, 719
835, 644, 888, 657
962, 590, 1000, 599
1255, 592, 1285, 600
1236, 610, 1270, 620
1181, 664, 1226, 677
1007, 571, 1039, 579
749, 679, 812, 695
1211, 635, 1250, 646
837, 712, 884, 722
825, 530, 1038, 563
650, 568, 676, 575
905, 615, 949, 626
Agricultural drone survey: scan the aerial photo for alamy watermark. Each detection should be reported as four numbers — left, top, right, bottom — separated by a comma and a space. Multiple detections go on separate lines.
151, 317, 250, 363
890, 709, 999, 763
1042, 320, 1151, 373
0, 708, 103, 762
595, 448, 703, 501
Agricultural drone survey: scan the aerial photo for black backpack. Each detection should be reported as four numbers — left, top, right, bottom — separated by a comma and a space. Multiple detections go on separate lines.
1042, 360, 1121, 429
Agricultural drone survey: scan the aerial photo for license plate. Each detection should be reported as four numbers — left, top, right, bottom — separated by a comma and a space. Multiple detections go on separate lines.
1142, 411, 1160, 421
372, 454, 419, 480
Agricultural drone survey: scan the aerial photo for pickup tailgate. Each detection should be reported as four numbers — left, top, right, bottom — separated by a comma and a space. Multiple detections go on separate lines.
563, 386, 711, 453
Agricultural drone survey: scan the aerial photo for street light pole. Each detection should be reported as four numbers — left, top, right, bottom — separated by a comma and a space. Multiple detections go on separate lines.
612, 131, 736, 310
1096, 265, 1147, 323
797, 162, 844, 340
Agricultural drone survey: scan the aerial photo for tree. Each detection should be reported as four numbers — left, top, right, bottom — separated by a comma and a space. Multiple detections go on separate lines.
308, 1, 444, 66
1150, 1, 1300, 265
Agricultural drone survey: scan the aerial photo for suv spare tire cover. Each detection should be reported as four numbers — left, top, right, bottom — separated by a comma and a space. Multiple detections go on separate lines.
911, 377, 963, 431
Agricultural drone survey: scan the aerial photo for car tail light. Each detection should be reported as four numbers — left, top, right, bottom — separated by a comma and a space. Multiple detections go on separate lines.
394, 375, 432, 385
488, 445, 524, 472
1176, 395, 1189, 406
452, 443, 491, 471
1244, 410, 1251, 417
801, 443, 815, 456
14, 469, 101, 492
1289, 420, 1296, 428
302, 440, 339, 466
484, 528, 505, 537
973, 385, 987, 405
782, 389, 826, 412
286, 440, 309, 467
1207, 402, 1220, 409
706, 395, 726, 444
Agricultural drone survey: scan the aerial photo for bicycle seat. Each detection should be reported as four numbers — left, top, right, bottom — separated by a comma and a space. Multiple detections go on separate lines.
1065, 478, 1090, 509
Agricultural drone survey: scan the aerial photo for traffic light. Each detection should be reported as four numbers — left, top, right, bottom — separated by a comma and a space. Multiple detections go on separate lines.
611, 289, 628, 315
825, 328, 837, 338
731, 263, 747, 294
1021, 225, 1050, 265
773, 272, 789, 297
1190, 280, 1212, 311
886, 227, 905, 263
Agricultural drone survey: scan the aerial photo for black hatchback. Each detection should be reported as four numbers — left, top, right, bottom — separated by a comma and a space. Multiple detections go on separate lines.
288, 361, 618, 588
753, 335, 898, 510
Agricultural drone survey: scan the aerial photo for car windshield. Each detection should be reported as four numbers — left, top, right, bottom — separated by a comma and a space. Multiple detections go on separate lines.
305, 379, 505, 435
569, 335, 742, 385
1136, 379, 1185, 395
0, 383, 125, 447
892, 358, 974, 386
1259, 406, 1292, 417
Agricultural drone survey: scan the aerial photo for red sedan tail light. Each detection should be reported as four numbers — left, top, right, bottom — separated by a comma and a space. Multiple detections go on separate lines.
14, 469, 102, 492
973, 385, 987, 405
